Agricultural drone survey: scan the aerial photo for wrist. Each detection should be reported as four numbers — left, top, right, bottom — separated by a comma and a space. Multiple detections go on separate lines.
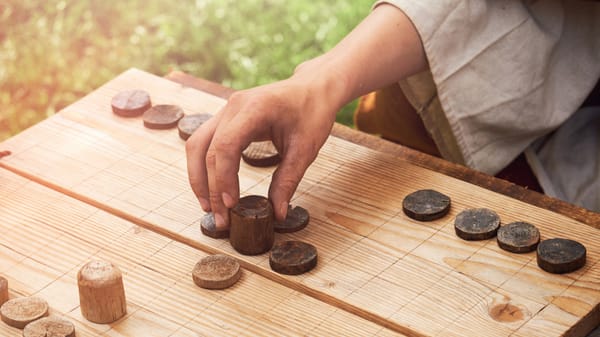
291, 55, 354, 115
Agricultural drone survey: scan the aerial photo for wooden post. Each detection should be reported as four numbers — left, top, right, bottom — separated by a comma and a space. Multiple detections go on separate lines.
77, 260, 127, 324
0, 276, 7, 307
229, 195, 274, 255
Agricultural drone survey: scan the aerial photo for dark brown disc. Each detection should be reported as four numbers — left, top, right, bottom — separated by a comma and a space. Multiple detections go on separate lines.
200, 213, 229, 239
497, 222, 540, 253
111, 90, 151, 117
0, 297, 49, 329
143, 104, 184, 129
537, 238, 586, 274
241, 141, 281, 167
402, 189, 451, 221
454, 208, 500, 240
274, 205, 310, 233
23, 316, 76, 337
177, 113, 212, 141
192, 254, 242, 290
269, 241, 317, 275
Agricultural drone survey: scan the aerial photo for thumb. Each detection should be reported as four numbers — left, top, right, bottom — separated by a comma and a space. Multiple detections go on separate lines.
268, 147, 315, 222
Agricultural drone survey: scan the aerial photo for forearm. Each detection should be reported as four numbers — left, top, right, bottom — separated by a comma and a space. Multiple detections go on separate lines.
293, 3, 426, 110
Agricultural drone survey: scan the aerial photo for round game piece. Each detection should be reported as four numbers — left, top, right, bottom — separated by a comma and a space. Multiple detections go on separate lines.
23, 316, 76, 337
241, 141, 281, 167
497, 221, 540, 253
0, 297, 49, 329
454, 208, 500, 241
402, 189, 451, 221
229, 195, 275, 255
0, 276, 8, 307
537, 238, 586, 274
177, 113, 212, 141
77, 260, 127, 324
111, 90, 152, 117
200, 213, 230, 239
143, 104, 184, 129
269, 241, 318, 275
192, 254, 242, 290
274, 205, 310, 233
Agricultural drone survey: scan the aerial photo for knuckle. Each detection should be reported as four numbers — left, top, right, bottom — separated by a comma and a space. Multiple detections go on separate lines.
205, 148, 217, 166
209, 190, 223, 206
211, 137, 237, 154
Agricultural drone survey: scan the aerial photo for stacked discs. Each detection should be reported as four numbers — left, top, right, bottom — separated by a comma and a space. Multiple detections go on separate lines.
0, 276, 7, 307
111, 90, 151, 117
454, 208, 500, 240
178, 113, 212, 140
192, 254, 241, 289
200, 212, 230, 239
0, 297, 49, 329
229, 195, 275, 255
77, 260, 127, 324
143, 104, 185, 129
242, 141, 281, 167
537, 238, 586, 274
497, 222, 540, 253
23, 316, 76, 337
274, 205, 310, 233
269, 241, 318, 275
403, 189, 451, 221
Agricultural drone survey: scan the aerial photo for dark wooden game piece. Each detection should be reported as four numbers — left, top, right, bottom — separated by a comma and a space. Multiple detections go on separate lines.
200, 213, 229, 239
0, 276, 7, 307
454, 208, 500, 240
402, 189, 451, 221
177, 113, 212, 141
269, 241, 318, 275
274, 205, 310, 233
77, 260, 127, 324
497, 221, 540, 253
241, 141, 281, 167
229, 195, 275, 255
111, 90, 152, 117
537, 238, 586, 274
0, 297, 49, 329
23, 316, 76, 337
143, 104, 184, 129
192, 254, 242, 290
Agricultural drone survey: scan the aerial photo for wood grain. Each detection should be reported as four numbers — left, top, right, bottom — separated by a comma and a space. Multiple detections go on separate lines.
0, 169, 404, 337
0, 68, 598, 336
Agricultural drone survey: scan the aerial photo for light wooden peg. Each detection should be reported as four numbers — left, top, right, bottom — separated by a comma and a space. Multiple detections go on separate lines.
0, 276, 7, 307
77, 260, 127, 324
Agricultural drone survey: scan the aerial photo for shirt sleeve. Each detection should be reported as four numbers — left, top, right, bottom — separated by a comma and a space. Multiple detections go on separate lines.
375, 0, 600, 174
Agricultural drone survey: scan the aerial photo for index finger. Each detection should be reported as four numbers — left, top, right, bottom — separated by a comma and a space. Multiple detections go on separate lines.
185, 113, 222, 212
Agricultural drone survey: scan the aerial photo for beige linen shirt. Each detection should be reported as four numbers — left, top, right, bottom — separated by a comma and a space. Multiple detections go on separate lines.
376, 0, 600, 175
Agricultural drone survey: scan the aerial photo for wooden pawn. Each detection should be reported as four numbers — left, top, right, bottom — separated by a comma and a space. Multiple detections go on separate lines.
229, 195, 275, 255
77, 260, 127, 324
0, 276, 7, 306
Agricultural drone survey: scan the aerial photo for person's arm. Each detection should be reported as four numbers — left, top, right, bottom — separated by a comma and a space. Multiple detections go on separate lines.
185, 3, 426, 228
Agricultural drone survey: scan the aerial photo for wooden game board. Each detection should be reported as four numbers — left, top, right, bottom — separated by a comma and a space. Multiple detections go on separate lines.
0, 69, 598, 337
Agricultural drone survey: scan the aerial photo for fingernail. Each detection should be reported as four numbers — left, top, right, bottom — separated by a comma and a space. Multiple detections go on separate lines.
214, 212, 226, 228
198, 198, 211, 212
222, 192, 235, 208
279, 201, 289, 219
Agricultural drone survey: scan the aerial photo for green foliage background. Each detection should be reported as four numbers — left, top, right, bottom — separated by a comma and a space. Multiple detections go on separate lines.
0, 0, 374, 141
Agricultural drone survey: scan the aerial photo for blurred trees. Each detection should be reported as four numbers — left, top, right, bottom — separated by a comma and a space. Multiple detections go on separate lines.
0, 0, 373, 140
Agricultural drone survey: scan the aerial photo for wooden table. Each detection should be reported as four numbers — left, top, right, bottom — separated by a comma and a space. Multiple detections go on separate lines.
0, 68, 598, 337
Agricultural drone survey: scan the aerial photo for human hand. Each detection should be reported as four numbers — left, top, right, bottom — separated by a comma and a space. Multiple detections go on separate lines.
185, 68, 348, 229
